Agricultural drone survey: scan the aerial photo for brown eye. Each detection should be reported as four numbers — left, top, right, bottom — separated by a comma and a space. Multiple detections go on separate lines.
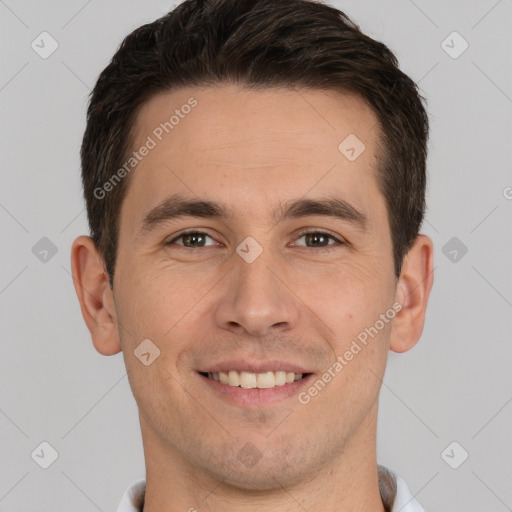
167, 231, 216, 248
294, 230, 343, 249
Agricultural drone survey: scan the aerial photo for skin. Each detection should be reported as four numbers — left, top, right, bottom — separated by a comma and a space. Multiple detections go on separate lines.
71, 84, 433, 512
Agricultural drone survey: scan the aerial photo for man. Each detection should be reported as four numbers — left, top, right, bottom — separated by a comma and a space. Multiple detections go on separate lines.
71, 0, 433, 510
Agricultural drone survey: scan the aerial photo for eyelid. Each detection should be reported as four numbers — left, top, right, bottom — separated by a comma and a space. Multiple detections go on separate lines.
166, 227, 346, 248
166, 228, 218, 246
293, 228, 345, 246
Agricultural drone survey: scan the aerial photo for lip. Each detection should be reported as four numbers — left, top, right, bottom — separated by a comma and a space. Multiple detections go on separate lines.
199, 359, 312, 374
197, 371, 315, 407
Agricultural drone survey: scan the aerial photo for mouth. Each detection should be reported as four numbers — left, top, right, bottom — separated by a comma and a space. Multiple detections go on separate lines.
197, 361, 314, 406
199, 370, 311, 389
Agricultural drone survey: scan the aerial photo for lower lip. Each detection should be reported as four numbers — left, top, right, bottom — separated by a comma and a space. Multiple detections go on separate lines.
198, 372, 314, 407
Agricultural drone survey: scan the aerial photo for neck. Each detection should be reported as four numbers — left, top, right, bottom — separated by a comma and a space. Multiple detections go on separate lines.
139, 404, 387, 512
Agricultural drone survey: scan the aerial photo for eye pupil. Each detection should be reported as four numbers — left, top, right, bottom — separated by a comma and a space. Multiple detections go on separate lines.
306, 233, 329, 247
184, 233, 205, 247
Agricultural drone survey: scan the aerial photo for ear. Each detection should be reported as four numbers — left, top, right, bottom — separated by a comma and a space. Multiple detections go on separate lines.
70, 235, 122, 356
390, 234, 434, 353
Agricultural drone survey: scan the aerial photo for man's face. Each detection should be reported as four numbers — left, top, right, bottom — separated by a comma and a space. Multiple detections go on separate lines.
113, 85, 398, 488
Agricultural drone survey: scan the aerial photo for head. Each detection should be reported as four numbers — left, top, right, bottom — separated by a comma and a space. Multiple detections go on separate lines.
72, 0, 433, 494
81, 0, 429, 288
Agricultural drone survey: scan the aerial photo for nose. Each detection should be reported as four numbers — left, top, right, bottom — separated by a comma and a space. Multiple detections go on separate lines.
213, 245, 299, 337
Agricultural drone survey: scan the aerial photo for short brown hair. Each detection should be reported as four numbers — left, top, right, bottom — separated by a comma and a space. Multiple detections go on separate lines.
81, 0, 429, 288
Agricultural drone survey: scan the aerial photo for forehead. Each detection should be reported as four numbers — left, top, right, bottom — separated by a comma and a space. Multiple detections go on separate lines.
120, 84, 384, 236
131, 84, 379, 157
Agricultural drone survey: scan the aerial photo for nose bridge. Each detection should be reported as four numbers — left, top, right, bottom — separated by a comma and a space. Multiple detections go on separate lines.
214, 236, 299, 336
237, 242, 279, 301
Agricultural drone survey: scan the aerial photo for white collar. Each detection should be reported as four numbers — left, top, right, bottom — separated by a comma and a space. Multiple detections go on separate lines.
117, 466, 425, 512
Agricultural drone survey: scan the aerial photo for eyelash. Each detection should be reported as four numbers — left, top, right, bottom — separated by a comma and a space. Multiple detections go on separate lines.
166, 229, 344, 252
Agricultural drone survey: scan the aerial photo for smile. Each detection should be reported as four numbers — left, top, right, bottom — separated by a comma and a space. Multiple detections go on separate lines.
202, 370, 307, 389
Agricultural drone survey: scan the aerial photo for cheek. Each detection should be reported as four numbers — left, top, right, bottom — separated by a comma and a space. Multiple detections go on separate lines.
115, 268, 195, 411
302, 261, 395, 379
116, 261, 197, 342
308, 259, 392, 324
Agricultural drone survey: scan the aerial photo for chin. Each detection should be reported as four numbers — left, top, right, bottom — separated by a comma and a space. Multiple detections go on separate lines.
205, 445, 317, 492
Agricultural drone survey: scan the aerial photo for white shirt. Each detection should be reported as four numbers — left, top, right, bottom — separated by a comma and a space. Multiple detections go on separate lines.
117, 466, 425, 512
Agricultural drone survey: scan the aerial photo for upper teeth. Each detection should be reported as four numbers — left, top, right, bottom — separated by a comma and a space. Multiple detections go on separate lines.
208, 370, 303, 389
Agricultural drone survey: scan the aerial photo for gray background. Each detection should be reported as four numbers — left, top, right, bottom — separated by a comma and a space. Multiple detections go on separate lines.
1, 0, 511, 510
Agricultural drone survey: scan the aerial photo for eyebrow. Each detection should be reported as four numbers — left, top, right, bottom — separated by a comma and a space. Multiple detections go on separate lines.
136, 192, 368, 239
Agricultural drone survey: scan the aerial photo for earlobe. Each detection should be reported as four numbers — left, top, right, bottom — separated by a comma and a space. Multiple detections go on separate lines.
390, 234, 434, 354
70, 236, 122, 356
